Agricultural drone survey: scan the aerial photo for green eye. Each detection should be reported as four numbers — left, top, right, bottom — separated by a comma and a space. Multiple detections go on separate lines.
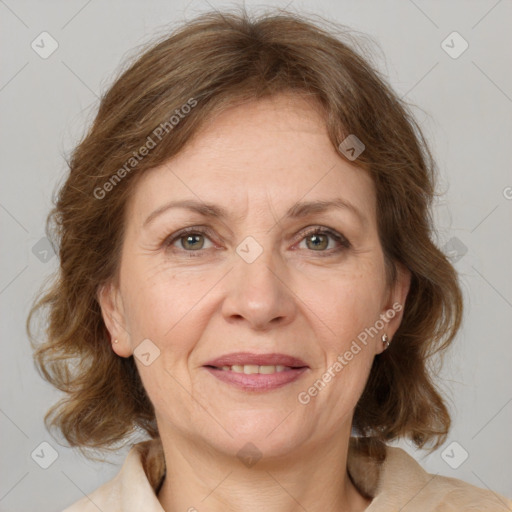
164, 227, 214, 255
305, 233, 330, 251
164, 226, 350, 257
180, 233, 206, 250
299, 228, 350, 253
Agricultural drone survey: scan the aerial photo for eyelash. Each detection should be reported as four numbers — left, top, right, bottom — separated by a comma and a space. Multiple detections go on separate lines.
162, 226, 351, 257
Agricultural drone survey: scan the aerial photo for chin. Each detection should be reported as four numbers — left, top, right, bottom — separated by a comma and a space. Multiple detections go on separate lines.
204, 411, 310, 459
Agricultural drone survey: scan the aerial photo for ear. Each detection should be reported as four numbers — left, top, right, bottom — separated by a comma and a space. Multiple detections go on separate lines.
376, 262, 411, 354
96, 280, 133, 358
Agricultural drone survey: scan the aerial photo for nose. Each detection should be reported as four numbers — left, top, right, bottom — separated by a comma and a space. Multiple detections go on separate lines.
221, 244, 297, 331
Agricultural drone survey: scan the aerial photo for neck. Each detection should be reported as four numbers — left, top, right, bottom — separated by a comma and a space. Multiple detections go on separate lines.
157, 429, 371, 512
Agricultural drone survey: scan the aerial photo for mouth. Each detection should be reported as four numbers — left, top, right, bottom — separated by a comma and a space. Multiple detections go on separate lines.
203, 352, 309, 391
205, 364, 302, 374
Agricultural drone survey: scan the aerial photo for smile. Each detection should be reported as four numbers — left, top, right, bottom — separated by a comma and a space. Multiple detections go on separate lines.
203, 365, 308, 391
215, 364, 292, 374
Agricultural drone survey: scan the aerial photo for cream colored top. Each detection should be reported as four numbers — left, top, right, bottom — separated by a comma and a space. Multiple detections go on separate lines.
63, 438, 512, 511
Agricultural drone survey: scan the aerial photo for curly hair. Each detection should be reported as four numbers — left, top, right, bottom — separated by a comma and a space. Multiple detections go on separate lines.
27, 7, 463, 460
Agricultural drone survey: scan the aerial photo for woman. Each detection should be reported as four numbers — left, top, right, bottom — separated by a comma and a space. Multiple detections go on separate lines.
28, 8, 512, 511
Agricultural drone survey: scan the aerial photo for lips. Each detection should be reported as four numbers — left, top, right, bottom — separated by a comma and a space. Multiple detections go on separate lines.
203, 352, 309, 369
203, 352, 309, 391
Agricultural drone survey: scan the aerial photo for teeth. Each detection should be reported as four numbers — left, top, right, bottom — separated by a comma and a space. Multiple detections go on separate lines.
219, 364, 291, 374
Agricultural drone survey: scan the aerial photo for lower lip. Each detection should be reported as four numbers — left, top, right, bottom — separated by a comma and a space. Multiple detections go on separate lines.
204, 366, 308, 391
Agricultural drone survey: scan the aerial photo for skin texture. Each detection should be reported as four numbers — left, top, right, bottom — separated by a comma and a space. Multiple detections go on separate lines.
98, 93, 410, 512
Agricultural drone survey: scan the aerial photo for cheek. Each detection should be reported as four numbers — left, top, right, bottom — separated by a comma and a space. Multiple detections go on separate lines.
317, 270, 384, 395
303, 275, 382, 414
121, 261, 216, 351
299, 264, 386, 349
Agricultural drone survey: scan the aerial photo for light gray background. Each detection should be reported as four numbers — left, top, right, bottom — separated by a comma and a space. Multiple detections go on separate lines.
1, 0, 511, 510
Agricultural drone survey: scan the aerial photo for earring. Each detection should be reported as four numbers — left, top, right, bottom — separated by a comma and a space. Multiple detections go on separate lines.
113, 339, 119, 344
381, 333, 390, 349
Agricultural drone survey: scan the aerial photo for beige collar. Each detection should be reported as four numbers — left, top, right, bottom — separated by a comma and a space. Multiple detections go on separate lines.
66, 437, 512, 511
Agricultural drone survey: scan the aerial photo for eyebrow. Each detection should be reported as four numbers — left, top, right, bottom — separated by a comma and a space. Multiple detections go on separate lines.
143, 197, 367, 228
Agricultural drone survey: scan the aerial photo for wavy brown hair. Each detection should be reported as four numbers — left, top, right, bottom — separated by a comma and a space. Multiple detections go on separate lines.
27, 7, 463, 460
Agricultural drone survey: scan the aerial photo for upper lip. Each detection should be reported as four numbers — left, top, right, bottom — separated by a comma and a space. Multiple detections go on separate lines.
204, 352, 309, 368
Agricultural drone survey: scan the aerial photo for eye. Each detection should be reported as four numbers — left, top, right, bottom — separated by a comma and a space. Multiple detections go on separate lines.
164, 227, 215, 254
297, 227, 350, 254
162, 225, 350, 257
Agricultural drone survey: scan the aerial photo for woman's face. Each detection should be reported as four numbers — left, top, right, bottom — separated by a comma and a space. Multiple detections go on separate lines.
100, 93, 409, 458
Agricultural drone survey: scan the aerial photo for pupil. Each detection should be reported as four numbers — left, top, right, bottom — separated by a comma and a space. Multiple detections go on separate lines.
308, 234, 327, 250
184, 234, 203, 249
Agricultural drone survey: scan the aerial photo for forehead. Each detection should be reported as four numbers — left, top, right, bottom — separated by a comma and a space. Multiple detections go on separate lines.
126, 94, 376, 226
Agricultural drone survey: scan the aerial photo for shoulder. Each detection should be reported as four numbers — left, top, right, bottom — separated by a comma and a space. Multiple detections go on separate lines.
62, 440, 165, 512
375, 444, 512, 511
